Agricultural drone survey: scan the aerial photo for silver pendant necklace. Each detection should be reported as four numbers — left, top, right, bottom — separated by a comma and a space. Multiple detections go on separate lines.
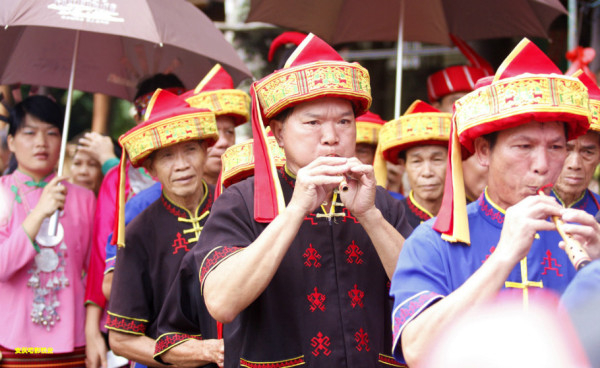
13, 176, 69, 331
27, 218, 69, 331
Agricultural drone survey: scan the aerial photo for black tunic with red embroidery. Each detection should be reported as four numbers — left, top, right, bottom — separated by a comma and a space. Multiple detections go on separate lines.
198, 169, 412, 368
399, 192, 434, 230
106, 183, 214, 341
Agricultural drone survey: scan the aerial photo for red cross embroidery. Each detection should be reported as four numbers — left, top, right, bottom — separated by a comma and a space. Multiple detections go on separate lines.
311, 332, 331, 357
541, 249, 563, 276
304, 213, 318, 225
172, 232, 190, 254
355, 328, 370, 351
307, 287, 326, 312
481, 246, 496, 264
345, 241, 364, 264
303, 244, 322, 268
342, 208, 359, 223
348, 284, 365, 308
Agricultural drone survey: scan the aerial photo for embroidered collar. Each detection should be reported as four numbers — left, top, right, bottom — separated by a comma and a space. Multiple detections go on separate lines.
552, 188, 588, 210
160, 180, 212, 219
407, 190, 434, 221
161, 180, 213, 243
279, 165, 296, 189
11, 171, 56, 206
477, 187, 505, 227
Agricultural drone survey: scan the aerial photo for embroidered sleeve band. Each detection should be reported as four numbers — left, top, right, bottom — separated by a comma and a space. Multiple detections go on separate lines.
199, 246, 242, 294
154, 332, 202, 359
105, 311, 149, 336
391, 291, 443, 362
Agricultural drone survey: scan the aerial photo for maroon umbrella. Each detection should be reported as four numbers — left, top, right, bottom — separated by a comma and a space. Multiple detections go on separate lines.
247, 0, 567, 45
247, 0, 566, 116
0, 0, 252, 100
0, 0, 252, 233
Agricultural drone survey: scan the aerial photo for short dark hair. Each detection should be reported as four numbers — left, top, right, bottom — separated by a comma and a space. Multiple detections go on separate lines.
134, 73, 185, 101
8, 95, 63, 136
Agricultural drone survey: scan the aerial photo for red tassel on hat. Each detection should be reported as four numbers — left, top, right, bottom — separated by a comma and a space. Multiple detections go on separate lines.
250, 86, 285, 222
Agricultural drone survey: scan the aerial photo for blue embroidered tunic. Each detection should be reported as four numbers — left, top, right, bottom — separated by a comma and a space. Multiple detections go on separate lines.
390, 189, 577, 363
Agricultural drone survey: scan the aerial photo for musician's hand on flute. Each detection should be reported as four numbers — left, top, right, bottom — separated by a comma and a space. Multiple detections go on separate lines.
495, 195, 561, 265
290, 156, 350, 216
338, 157, 377, 218
559, 208, 600, 261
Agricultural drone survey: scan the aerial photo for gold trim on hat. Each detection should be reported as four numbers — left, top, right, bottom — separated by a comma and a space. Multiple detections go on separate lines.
254, 61, 371, 121
185, 89, 250, 123
356, 121, 383, 145
120, 112, 218, 167
220, 137, 285, 187
379, 112, 451, 162
454, 74, 590, 138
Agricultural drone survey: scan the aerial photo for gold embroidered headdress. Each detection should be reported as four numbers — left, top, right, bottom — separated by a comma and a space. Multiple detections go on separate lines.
182, 64, 250, 126
114, 89, 218, 247
250, 33, 372, 222
374, 100, 451, 186
434, 38, 591, 244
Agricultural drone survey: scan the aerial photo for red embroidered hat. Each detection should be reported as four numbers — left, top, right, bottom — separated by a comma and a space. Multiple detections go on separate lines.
216, 137, 286, 197
181, 64, 250, 126
251, 33, 372, 222
573, 71, 600, 133
356, 111, 386, 145
114, 89, 218, 247
379, 100, 451, 164
434, 38, 591, 245
373, 100, 450, 186
427, 35, 494, 103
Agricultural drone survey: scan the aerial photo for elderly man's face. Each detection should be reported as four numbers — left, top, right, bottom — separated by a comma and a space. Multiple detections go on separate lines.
474, 121, 567, 210
146, 140, 207, 208
554, 131, 600, 204
270, 97, 356, 174
400, 145, 447, 205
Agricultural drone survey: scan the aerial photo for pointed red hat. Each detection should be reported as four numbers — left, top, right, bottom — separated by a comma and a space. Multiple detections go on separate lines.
250, 33, 372, 222
113, 89, 218, 247
356, 111, 386, 145
181, 64, 250, 126
427, 35, 494, 103
434, 38, 591, 245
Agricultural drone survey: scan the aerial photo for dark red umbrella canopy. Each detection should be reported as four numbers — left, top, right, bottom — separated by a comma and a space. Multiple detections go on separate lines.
0, 0, 252, 100
246, 0, 567, 46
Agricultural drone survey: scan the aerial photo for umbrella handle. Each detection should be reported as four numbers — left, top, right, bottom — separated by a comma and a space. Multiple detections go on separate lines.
48, 30, 80, 236
48, 210, 60, 236
394, 0, 405, 118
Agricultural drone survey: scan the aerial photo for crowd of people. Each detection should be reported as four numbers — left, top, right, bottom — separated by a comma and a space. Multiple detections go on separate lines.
1, 30, 600, 368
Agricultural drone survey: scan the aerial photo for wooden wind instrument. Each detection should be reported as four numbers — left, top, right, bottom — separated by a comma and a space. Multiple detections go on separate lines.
538, 189, 591, 270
